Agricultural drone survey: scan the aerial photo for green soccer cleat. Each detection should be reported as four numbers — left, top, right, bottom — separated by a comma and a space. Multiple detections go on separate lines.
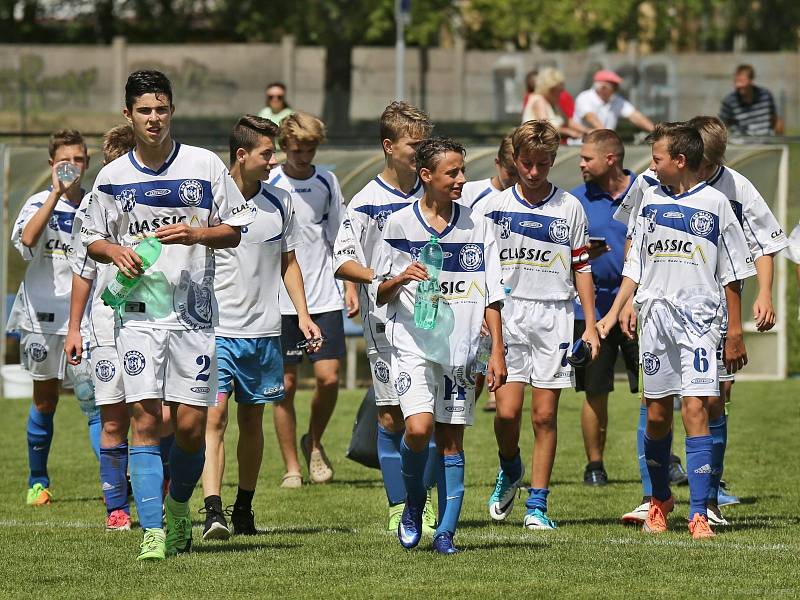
165, 497, 193, 556
423, 489, 436, 535
137, 528, 166, 561
26, 483, 53, 506
387, 503, 405, 532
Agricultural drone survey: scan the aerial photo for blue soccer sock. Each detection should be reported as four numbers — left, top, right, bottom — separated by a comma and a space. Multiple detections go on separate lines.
129, 445, 163, 529
168, 442, 205, 504
160, 433, 174, 482
686, 434, 713, 520
100, 442, 129, 514
27, 405, 54, 488
644, 430, 672, 502
499, 448, 522, 484
87, 412, 101, 461
399, 437, 428, 507
422, 438, 438, 490
637, 405, 652, 497
434, 452, 465, 537
707, 416, 727, 503
377, 425, 406, 506
525, 488, 550, 513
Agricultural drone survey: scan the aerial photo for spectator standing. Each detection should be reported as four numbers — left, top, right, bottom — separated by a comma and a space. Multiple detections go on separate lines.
574, 70, 654, 133
719, 64, 783, 136
523, 69, 574, 123
522, 67, 588, 142
258, 82, 294, 126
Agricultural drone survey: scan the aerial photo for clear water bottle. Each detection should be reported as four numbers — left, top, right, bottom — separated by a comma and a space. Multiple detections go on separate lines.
101, 237, 162, 308
413, 235, 444, 330
71, 358, 98, 418
56, 162, 80, 185
472, 334, 492, 375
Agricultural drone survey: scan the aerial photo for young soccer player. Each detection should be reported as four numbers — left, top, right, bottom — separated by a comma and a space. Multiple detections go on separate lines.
269, 112, 358, 485
9, 129, 98, 506
332, 101, 438, 531
476, 120, 599, 530
597, 124, 755, 539
200, 115, 321, 540
82, 70, 254, 560
376, 137, 507, 554
64, 124, 137, 531
459, 132, 518, 209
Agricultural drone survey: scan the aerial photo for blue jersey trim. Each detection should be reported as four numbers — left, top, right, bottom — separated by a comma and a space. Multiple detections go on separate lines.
470, 186, 493, 208
268, 173, 283, 187
512, 183, 557, 209
127, 142, 181, 176
412, 200, 460, 239
660, 182, 708, 200
385, 238, 485, 273
707, 166, 725, 187
374, 176, 422, 199
260, 187, 286, 222
97, 179, 214, 210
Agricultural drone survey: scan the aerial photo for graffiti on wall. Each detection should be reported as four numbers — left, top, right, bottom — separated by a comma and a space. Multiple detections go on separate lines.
0, 55, 98, 111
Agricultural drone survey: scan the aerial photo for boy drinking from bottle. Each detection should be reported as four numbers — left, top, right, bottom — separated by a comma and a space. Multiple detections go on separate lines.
376, 137, 507, 554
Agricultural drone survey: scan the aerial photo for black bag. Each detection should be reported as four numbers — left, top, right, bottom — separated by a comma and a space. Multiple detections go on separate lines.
345, 386, 380, 469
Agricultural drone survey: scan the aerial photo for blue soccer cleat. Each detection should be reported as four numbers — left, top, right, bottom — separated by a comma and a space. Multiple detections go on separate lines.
432, 532, 459, 555
524, 507, 557, 530
488, 464, 525, 521
717, 486, 740, 507
397, 495, 424, 549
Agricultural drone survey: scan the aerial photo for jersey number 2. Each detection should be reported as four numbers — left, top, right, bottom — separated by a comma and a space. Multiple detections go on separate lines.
196, 355, 212, 381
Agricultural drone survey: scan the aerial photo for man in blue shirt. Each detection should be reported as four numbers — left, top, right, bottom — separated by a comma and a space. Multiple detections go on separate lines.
570, 129, 639, 486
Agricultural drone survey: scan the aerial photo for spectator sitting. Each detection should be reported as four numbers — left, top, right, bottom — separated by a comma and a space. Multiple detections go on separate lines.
258, 82, 294, 126
522, 67, 588, 143
719, 64, 783, 136
574, 70, 653, 133
523, 69, 574, 122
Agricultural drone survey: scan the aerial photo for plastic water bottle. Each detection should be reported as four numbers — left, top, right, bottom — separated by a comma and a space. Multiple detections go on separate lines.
71, 358, 98, 418
56, 162, 80, 185
101, 237, 162, 308
413, 235, 444, 330
473, 335, 492, 375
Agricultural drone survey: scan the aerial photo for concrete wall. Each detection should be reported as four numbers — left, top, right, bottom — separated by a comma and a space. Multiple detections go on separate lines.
1, 37, 797, 127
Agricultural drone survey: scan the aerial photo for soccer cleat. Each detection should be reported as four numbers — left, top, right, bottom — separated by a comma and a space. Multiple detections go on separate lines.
706, 504, 729, 527
388, 503, 405, 532
642, 496, 675, 534
488, 464, 525, 521
397, 496, 424, 549
689, 513, 716, 539
137, 528, 166, 561
432, 532, 459, 554
200, 504, 231, 541
583, 463, 608, 486
669, 456, 689, 486
106, 509, 132, 531
620, 500, 651, 525
717, 487, 740, 507
523, 508, 557, 530
301, 433, 334, 484
26, 483, 53, 506
165, 501, 192, 556
230, 505, 258, 536
423, 490, 436, 535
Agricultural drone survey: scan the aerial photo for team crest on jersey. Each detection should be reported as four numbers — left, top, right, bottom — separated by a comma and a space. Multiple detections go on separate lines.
394, 372, 412, 395
410, 246, 422, 262
116, 188, 137, 213
548, 219, 570, 244
178, 179, 204, 206
645, 208, 658, 233
27, 343, 48, 363
123, 351, 146, 376
48, 215, 59, 231
375, 210, 391, 231
459, 244, 483, 271
499, 216, 512, 239
373, 360, 390, 384
689, 211, 714, 237
175, 266, 214, 330
95, 359, 116, 382
642, 352, 660, 375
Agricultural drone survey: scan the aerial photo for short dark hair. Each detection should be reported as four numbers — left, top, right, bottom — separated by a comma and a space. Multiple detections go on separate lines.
735, 64, 755, 79
644, 121, 685, 145
583, 129, 625, 162
48, 129, 86, 159
125, 70, 173, 110
415, 137, 466, 177
229, 114, 280, 165
650, 124, 704, 171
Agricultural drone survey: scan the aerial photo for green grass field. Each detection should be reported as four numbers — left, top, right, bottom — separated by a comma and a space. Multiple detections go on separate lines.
1, 383, 798, 598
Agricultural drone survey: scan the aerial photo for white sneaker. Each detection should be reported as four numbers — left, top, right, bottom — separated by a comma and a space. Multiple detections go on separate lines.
706, 505, 729, 527
620, 501, 650, 525
487, 465, 525, 522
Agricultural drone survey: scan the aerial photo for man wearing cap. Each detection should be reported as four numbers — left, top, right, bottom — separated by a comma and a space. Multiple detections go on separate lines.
574, 70, 654, 133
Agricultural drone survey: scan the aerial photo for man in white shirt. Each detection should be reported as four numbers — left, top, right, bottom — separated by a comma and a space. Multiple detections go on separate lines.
574, 70, 653, 133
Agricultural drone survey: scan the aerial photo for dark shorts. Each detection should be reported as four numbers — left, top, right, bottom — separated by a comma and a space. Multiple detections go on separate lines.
573, 320, 639, 396
281, 310, 347, 365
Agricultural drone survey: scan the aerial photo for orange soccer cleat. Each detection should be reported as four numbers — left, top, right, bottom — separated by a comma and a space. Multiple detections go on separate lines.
642, 496, 674, 534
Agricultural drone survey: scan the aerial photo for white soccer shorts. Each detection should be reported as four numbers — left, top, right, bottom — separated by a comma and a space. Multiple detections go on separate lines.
504, 298, 574, 388
19, 330, 66, 381
90, 345, 125, 405
391, 350, 476, 426
639, 302, 720, 399
369, 351, 399, 407
115, 327, 218, 406
716, 338, 735, 384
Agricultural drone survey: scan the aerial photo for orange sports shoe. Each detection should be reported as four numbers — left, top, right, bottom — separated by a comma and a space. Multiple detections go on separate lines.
642, 496, 674, 534
689, 513, 716, 540
26, 483, 53, 506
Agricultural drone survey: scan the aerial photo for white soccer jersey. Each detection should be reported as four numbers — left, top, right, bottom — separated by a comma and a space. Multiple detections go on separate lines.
9, 189, 83, 335
333, 175, 423, 353
477, 184, 590, 302
613, 169, 658, 237
624, 183, 756, 324
81, 142, 253, 331
785, 223, 800, 264
459, 178, 503, 209
215, 182, 299, 338
269, 165, 345, 315
70, 194, 114, 347
375, 201, 505, 369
